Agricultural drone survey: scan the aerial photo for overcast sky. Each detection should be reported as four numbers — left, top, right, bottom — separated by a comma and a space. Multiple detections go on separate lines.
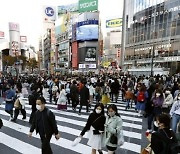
0, 0, 123, 49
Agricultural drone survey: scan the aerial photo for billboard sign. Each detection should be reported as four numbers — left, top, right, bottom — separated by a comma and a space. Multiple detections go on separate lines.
106, 18, 122, 28
79, 47, 97, 63
43, 6, 56, 23
79, 0, 98, 13
76, 20, 99, 41
58, 3, 78, 16
9, 22, 20, 31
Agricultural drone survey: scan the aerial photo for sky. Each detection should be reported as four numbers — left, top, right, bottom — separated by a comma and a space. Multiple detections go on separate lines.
0, 0, 123, 50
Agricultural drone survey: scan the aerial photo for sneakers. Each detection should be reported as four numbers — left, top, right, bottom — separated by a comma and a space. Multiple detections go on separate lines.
11, 118, 16, 122
22, 117, 26, 120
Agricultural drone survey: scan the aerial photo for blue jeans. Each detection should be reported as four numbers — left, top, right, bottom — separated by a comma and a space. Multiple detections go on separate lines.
172, 114, 180, 132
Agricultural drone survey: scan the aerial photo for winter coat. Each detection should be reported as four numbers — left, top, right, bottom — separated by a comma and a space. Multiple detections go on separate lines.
162, 93, 173, 108
79, 85, 90, 106
103, 115, 123, 148
57, 89, 67, 104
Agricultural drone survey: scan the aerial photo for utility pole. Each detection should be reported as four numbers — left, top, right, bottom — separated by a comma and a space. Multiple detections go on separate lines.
150, 45, 155, 76
120, 0, 126, 70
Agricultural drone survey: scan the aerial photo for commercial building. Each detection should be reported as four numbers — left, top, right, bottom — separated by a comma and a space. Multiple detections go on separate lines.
124, 0, 180, 75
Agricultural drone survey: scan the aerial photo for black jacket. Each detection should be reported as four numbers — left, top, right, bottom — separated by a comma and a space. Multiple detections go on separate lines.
151, 128, 177, 154
30, 108, 58, 136
81, 112, 106, 136
80, 85, 90, 105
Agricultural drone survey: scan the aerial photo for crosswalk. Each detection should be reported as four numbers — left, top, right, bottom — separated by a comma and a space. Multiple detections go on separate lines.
0, 89, 143, 154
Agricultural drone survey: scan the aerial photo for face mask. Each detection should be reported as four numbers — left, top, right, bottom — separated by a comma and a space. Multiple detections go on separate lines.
154, 121, 159, 127
108, 111, 115, 117
165, 91, 170, 94
36, 105, 41, 111
96, 109, 102, 114
178, 97, 180, 100
156, 93, 161, 97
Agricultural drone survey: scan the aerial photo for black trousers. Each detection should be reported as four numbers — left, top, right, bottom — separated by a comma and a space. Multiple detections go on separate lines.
13, 108, 26, 120
72, 99, 78, 109
40, 135, 52, 154
29, 104, 37, 123
79, 104, 89, 113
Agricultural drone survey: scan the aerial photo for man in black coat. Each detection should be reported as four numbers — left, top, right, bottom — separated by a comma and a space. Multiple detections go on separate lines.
28, 97, 60, 154
79, 81, 90, 115
70, 80, 79, 111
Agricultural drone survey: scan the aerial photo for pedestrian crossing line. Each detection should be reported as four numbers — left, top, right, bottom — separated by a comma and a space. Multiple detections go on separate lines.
0, 132, 41, 154
0, 118, 106, 154
0, 112, 141, 154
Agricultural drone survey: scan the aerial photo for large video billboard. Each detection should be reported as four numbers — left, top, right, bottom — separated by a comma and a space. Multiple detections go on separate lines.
78, 47, 97, 63
76, 20, 99, 41
58, 3, 78, 16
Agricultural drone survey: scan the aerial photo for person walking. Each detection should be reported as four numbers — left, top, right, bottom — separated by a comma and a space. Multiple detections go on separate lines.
57, 84, 67, 110
79, 103, 106, 154
162, 88, 173, 113
147, 89, 164, 132
4, 84, 15, 121
103, 104, 124, 154
170, 92, 180, 132
79, 81, 90, 115
151, 114, 178, 154
11, 89, 26, 122
88, 82, 95, 108
70, 80, 79, 111
28, 96, 60, 154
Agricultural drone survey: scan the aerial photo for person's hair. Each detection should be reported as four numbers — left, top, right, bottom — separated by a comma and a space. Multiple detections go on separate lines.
61, 84, 65, 89
156, 113, 171, 129
37, 96, 46, 104
155, 89, 163, 97
107, 104, 120, 117
73, 80, 76, 84
93, 103, 104, 115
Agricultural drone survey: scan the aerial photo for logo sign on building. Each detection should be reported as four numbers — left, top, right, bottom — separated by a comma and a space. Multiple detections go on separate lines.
106, 18, 122, 28
43, 6, 56, 23
9, 22, 20, 31
20, 36, 27, 42
79, 0, 98, 13
0, 31, 4, 38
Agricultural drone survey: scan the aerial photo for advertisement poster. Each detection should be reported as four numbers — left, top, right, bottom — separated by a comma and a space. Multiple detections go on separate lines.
58, 3, 78, 16
79, 0, 98, 13
79, 47, 97, 63
106, 18, 122, 28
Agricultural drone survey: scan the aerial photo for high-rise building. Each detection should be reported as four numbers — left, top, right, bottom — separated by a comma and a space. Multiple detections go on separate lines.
124, 0, 180, 75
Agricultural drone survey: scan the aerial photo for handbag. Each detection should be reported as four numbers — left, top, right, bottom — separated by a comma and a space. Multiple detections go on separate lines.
14, 98, 21, 109
110, 134, 118, 144
141, 144, 154, 154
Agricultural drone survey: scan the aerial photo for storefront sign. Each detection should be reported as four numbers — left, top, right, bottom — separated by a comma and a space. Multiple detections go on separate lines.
106, 18, 122, 28
164, 56, 180, 62
79, 0, 98, 13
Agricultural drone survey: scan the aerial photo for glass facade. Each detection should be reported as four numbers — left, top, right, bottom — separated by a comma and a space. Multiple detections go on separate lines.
125, 0, 180, 74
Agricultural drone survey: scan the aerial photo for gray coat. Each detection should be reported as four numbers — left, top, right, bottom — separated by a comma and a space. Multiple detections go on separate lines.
103, 115, 123, 148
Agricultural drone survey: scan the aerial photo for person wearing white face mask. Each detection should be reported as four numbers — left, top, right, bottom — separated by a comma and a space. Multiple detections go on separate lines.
162, 88, 173, 113
146, 90, 164, 133
170, 93, 180, 132
103, 104, 124, 154
28, 96, 60, 154
79, 103, 105, 154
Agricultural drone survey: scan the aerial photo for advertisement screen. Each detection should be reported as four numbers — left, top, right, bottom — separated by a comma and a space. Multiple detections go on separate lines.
79, 47, 97, 63
76, 25, 98, 41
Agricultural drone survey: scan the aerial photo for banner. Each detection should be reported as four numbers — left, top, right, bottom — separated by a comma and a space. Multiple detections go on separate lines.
106, 18, 122, 28
58, 3, 78, 16
79, 0, 98, 13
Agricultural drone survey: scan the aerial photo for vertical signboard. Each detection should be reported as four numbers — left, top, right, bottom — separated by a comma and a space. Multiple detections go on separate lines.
43, 6, 56, 23
9, 22, 20, 56
78, 0, 98, 13
72, 41, 78, 68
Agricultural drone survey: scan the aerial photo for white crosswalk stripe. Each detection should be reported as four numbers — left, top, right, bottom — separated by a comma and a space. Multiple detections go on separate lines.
0, 89, 143, 154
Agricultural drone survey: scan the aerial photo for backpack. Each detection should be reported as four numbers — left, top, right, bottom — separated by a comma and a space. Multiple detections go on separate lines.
137, 92, 145, 102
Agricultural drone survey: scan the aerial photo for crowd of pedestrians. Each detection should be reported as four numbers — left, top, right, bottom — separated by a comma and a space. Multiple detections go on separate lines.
0, 72, 180, 153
